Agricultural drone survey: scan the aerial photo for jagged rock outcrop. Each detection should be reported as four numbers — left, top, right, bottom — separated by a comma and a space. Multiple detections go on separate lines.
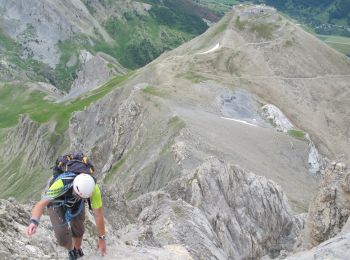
285, 232, 350, 260
301, 161, 350, 249
306, 135, 328, 175
0, 198, 193, 260
0, 0, 112, 67
0, 198, 67, 259
69, 87, 144, 174
72, 51, 127, 87
260, 104, 294, 133
4, 158, 349, 260
119, 158, 303, 259
102, 185, 134, 230
0, 115, 57, 199
1, 199, 46, 258
0, 115, 56, 169
260, 104, 327, 175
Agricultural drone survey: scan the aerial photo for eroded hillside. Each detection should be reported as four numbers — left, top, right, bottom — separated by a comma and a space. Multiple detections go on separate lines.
0, 0, 212, 91
1, 3, 350, 260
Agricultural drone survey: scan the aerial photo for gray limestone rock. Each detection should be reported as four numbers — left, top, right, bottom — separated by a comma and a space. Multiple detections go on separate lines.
0, 115, 56, 171
285, 233, 350, 260
120, 158, 302, 259
0, 198, 119, 260
69, 87, 143, 174
0, 198, 62, 259
301, 161, 350, 249
58, 51, 128, 102
260, 104, 294, 133
0, 0, 112, 67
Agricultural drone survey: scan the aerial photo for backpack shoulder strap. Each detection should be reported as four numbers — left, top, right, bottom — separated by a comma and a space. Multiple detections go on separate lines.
46, 172, 78, 200
54, 172, 77, 182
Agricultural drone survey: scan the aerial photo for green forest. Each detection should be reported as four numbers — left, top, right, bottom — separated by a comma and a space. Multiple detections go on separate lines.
197, 0, 350, 36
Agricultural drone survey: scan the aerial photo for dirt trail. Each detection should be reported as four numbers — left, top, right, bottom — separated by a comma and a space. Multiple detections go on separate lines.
199, 72, 350, 80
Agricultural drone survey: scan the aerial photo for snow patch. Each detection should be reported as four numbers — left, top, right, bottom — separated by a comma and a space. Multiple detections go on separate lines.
220, 117, 258, 127
199, 43, 220, 55
260, 104, 327, 175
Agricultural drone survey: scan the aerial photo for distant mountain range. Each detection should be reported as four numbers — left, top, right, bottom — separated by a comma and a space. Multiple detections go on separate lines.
197, 0, 350, 36
0, 0, 214, 91
1, 5, 350, 259
0, 0, 348, 93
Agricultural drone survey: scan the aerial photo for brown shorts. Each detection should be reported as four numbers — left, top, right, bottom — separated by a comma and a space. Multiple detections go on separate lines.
47, 205, 85, 247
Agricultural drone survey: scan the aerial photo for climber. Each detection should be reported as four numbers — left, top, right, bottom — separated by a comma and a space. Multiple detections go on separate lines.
26, 173, 107, 260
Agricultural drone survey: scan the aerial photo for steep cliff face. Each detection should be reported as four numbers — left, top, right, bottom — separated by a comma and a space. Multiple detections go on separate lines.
69, 86, 186, 204
0, 115, 57, 199
301, 161, 350, 249
0, 0, 211, 89
59, 51, 128, 102
69, 86, 144, 174
285, 232, 350, 260
282, 161, 350, 259
120, 158, 303, 259
0, 0, 112, 67
0, 158, 304, 259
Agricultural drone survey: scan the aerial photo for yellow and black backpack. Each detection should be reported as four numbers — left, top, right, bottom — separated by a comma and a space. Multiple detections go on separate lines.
52, 151, 94, 180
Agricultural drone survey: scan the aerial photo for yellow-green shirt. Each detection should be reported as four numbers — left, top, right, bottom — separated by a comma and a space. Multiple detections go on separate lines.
45, 179, 103, 209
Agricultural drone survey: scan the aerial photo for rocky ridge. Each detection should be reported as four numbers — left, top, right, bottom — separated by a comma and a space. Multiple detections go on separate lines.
0, 157, 304, 259
283, 161, 350, 259
3, 161, 350, 259
0, 4, 350, 260
0, 0, 112, 67
301, 161, 350, 249
0, 115, 56, 199
119, 157, 303, 259
0, 0, 212, 90
59, 51, 128, 102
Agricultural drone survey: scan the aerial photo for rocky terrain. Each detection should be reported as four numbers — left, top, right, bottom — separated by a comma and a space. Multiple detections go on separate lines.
1, 161, 349, 259
0, 0, 212, 91
0, 3, 350, 260
0, 159, 304, 259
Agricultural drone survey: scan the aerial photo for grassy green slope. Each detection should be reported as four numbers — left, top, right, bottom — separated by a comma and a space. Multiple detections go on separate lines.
0, 29, 49, 82
1, 1, 209, 91
82, 0, 208, 70
0, 152, 51, 200
0, 73, 133, 132
317, 34, 350, 56
0, 73, 133, 200
0, 29, 83, 92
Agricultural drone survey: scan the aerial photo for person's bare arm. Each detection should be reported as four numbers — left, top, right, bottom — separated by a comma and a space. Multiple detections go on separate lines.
94, 207, 107, 256
26, 199, 51, 236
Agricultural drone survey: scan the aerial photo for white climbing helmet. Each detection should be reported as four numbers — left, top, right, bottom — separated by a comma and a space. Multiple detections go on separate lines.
73, 174, 95, 198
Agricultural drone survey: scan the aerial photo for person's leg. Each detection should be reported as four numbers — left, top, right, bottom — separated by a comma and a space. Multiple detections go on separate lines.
72, 237, 83, 250
47, 205, 73, 251
71, 206, 85, 254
